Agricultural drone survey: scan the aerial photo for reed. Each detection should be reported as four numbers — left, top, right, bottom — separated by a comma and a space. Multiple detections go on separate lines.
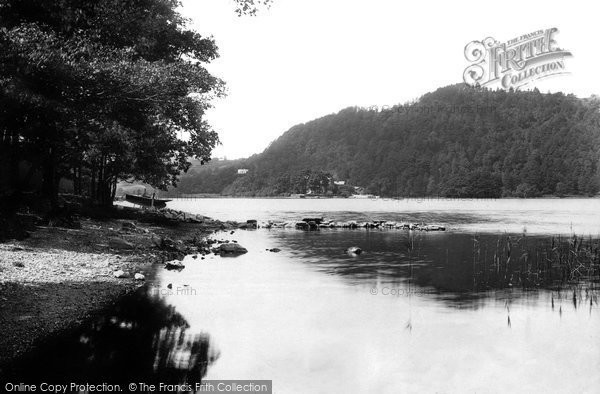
472, 233, 600, 289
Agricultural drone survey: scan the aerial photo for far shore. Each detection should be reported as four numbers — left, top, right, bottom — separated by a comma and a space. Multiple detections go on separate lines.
156, 194, 600, 199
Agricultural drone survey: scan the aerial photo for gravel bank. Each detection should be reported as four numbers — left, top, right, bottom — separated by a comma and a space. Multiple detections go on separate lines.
0, 213, 230, 366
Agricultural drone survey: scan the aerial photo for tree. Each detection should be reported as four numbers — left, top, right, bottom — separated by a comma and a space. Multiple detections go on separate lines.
233, 0, 273, 16
1, 0, 223, 206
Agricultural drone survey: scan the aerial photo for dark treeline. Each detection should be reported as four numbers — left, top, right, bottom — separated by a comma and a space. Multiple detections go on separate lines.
172, 85, 600, 197
162, 159, 244, 196
0, 0, 268, 211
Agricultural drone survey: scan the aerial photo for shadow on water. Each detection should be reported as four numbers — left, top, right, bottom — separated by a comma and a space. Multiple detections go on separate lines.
271, 229, 600, 306
1, 286, 219, 391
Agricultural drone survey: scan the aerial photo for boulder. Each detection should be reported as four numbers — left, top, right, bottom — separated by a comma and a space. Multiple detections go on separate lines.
219, 243, 248, 254
165, 260, 185, 270
188, 215, 203, 223
113, 270, 129, 278
346, 246, 362, 255
120, 221, 137, 231
422, 225, 446, 231
151, 236, 178, 251
109, 238, 134, 250
295, 222, 309, 230
302, 217, 324, 224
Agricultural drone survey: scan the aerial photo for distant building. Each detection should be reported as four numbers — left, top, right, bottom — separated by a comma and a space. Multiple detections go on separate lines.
237, 169, 249, 174
334, 180, 346, 185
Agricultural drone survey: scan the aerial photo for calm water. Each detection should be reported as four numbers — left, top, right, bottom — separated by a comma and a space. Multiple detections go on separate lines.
169, 197, 600, 235
3, 199, 600, 393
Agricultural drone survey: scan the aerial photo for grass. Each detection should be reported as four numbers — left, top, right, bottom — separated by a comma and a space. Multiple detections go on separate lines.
471, 233, 600, 289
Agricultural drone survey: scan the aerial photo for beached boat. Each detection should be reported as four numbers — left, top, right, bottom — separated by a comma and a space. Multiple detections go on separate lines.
125, 194, 171, 208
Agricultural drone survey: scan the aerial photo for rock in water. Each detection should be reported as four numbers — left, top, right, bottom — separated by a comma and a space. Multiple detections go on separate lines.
113, 270, 129, 278
165, 260, 185, 270
422, 225, 446, 231
134, 273, 145, 281
295, 222, 309, 230
219, 243, 248, 254
346, 246, 362, 255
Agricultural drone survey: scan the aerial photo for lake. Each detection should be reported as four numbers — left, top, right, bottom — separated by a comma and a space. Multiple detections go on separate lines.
170, 197, 600, 235
4, 198, 600, 393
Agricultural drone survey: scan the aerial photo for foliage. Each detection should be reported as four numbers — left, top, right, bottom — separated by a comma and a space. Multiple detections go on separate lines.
171, 85, 600, 198
232, 0, 273, 16
221, 168, 336, 196
0, 0, 223, 205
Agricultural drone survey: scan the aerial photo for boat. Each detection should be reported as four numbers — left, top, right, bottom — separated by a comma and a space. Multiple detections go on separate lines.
125, 194, 171, 208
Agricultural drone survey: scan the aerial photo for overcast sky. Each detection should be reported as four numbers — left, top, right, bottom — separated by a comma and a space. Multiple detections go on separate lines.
180, 0, 599, 159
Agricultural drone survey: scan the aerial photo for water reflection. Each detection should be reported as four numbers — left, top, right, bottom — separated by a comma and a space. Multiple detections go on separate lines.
2, 287, 218, 391
2, 227, 599, 393
270, 229, 600, 306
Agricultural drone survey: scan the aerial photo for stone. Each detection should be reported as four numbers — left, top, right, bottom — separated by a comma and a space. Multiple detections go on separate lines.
113, 270, 129, 278
165, 260, 185, 270
219, 243, 248, 254
295, 222, 309, 230
134, 273, 145, 281
346, 246, 362, 255
422, 225, 446, 231
120, 221, 137, 231
108, 238, 134, 250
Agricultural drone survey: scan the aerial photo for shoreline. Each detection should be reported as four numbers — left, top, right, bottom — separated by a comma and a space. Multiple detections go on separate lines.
0, 208, 234, 366
158, 195, 600, 200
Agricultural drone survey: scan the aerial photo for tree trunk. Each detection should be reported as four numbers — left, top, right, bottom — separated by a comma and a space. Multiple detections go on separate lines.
42, 147, 58, 210
90, 162, 97, 201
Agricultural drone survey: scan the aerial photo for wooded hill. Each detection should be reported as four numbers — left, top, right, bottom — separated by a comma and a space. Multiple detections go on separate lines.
170, 85, 600, 198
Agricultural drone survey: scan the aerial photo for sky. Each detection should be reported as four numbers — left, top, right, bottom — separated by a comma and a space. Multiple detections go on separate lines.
179, 0, 600, 159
